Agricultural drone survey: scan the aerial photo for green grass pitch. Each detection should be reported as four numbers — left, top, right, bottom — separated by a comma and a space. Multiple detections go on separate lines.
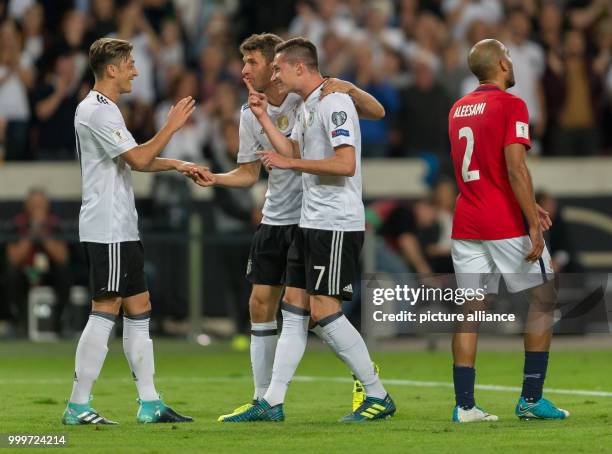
1, 340, 610, 453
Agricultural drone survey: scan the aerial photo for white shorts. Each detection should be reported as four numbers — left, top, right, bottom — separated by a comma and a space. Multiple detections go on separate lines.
451, 235, 554, 294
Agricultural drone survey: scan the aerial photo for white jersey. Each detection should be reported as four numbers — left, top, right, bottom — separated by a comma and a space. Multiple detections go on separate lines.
238, 93, 303, 225
291, 83, 364, 231
75, 90, 139, 243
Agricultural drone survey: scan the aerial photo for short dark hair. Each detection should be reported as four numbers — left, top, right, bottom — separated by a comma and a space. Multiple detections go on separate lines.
89, 38, 133, 79
239, 33, 283, 63
274, 37, 319, 71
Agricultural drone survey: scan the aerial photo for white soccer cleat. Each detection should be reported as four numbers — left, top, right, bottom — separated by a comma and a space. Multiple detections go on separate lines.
453, 405, 499, 422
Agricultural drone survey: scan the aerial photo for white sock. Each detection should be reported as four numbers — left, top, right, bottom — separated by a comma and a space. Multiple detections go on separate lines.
123, 313, 159, 401
310, 323, 330, 344
263, 307, 309, 406
250, 320, 278, 400
69, 313, 115, 404
320, 314, 387, 399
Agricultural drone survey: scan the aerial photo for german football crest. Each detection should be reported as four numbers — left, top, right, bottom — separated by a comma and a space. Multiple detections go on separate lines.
307, 110, 315, 126
276, 115, 289, 130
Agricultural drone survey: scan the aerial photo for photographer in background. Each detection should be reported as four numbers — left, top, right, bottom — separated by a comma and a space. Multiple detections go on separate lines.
5, 188, 70, 336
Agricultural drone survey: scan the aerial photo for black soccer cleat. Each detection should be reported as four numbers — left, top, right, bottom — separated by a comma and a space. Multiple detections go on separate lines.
137, 399, 194, 423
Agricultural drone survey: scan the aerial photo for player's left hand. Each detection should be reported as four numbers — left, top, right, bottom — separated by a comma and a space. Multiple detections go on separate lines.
526, 224, 545, 262
176, 161, 197, 174
536, 203, 552, 231
256, 150, 293, 171
190, 165, 216, 186
320, 78, 355, 99
176, 161, 203, 181
177, 162, 213, 185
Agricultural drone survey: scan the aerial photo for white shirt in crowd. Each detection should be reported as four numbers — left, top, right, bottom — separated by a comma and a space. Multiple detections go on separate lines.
0, 53, 33, 121
506, 40, 545, 125
442, 0, 503, 40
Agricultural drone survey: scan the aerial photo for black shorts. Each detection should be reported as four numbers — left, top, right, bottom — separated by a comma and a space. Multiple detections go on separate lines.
286, 227, 363, 300
83, 241, 148, 301
246, 224, 300, 287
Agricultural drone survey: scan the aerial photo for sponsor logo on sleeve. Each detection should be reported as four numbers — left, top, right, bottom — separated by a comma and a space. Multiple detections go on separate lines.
331, 128, 350, 138
331, 111, 347, 127
111, 128, 129, 144
516, 121, 529, 139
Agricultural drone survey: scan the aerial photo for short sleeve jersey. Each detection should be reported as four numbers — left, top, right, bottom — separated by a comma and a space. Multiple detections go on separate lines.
290, 83, 364, 231
238, 93, 303, 225
448, 85, 531, 240
75, 91, 139, 243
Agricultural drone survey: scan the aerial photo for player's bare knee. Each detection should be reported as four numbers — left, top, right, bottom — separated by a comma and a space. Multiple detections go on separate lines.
309, 305, 327, 323
91, 296, 121, 316
528, 281, 557, 311
282, 287, 309, 312
309, 295, 341, 323
281, 292, 301, 310
249, 292, 272, 322
122, 292, 152, 317
456, 296, 490, 332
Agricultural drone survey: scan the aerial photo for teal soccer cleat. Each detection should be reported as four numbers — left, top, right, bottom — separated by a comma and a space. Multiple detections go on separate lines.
221, 399, 285, 422
62, 401, 118, 425
515, 397, 570, 420
352, 363, 381, 411
340, 394, 396, 422
218, 400, 257, 421
137, 398, 193, 423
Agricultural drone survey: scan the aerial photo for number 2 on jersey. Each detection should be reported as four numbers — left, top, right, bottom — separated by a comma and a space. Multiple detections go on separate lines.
459, 126, 480, 182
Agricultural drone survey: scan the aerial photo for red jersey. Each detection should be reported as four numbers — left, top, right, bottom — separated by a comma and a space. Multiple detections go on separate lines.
449, 85, 531, 240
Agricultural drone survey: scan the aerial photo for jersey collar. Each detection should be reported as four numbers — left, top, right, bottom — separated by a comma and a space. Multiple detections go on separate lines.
474, 84, 502, 92
91, 90, 116, 106
304, 81, 325, 104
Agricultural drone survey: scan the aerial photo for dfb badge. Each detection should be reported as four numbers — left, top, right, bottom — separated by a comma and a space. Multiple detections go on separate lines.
276, 114, 289, 131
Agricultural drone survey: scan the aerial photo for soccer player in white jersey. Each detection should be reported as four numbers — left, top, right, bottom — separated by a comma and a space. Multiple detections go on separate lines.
224, 37, 396, 422
62, 38, 197, 425
190, 33, 385, 421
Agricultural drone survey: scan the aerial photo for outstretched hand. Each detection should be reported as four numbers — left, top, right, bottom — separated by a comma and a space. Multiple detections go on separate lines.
176, 161, 197, 175
166, 96, 196, 132
189, 165, 216, 187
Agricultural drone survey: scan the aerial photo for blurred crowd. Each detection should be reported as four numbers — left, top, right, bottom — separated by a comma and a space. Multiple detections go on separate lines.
0, 0, 611, 168
0, 0, 602, 337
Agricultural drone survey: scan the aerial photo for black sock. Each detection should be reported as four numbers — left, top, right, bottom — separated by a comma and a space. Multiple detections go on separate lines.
521, 351, 549, 402
453, 366, 475, 409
